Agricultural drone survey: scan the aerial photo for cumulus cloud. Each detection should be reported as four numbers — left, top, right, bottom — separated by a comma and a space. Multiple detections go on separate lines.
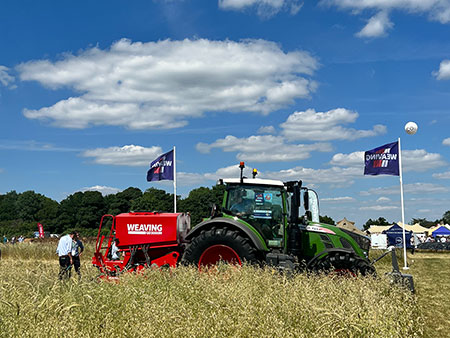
321, 196, 355, 202
360, 182, 449, 196
280, 108, 386, 141
433, 60, 450, 80
81, 145, 163, 166
376, 196, 391, 202
321, 0, 450, 36
356, 11, 393, 38
219, 0, 303, 17
257, 125, 276, 134
177, 164, 255, 186
443, 137, 450, 145
330, 149, 446, 172
18, 38, 318, 129
432, 171, 450, 179
264, 166, 361, 185
78, 185, 122, 195
196, 134, 332, 162
0, 66, 15, 88
359, 205, 398, 211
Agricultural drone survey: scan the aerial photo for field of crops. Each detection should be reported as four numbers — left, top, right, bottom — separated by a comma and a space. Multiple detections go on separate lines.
0, 242, 448, 337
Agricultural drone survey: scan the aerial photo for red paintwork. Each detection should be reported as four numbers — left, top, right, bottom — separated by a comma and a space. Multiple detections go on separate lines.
92, 212, 189, 278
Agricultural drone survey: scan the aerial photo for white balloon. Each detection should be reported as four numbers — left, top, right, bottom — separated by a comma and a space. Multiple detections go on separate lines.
405, 121, 418, 135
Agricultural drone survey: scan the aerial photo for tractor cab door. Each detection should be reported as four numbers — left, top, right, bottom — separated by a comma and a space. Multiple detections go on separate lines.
226, 184, 286, 247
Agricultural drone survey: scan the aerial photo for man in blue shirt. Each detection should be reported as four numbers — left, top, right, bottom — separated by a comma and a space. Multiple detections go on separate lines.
56, 231, 76, 280
71, 232, 84, 280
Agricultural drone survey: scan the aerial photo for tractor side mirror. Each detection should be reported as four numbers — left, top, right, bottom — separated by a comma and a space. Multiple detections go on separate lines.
303, 190, 309, 211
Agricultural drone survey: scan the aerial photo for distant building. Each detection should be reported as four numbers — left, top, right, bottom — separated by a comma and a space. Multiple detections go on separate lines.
336, 218, 365, 236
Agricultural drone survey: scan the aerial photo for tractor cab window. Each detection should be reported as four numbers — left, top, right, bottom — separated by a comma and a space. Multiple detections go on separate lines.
226, 185, 285, 243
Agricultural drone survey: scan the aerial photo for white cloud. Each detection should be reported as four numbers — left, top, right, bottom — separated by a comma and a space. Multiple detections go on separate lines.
433, 171, 450, 179
280, 108, 386, 141
81, 145, 163, 166
264, 166, 361, 185
360, 182, 449, 196
18, 38, 318, 129
376, 196, 391, 202
196, 134, 332, 162
177, 164, 254, 186
330, 149, 446, 172
219, 0, 303, 17
359, 205, 398, 211
0, 65, 15, 88
257, 125, 276, 134
433, 60, 450, 80
321, 196, 356, 202
322, 0, 450, 24
78, 185, 122, 195
356, 11, 394, 38
443, 137, 450, 145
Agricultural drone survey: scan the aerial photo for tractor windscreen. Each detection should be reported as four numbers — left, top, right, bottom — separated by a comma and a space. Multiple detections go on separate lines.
225, 185, 285, 241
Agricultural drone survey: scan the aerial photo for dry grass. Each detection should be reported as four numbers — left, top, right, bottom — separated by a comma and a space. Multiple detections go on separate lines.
0, 243, 446, 337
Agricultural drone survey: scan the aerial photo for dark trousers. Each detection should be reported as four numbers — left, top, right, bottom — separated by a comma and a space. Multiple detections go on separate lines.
73, 256, 81, 278
58, 255, 72, 280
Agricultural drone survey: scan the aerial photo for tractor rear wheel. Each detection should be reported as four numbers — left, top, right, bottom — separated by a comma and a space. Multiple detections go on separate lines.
181, 227, 258, 268
306, 250, 376, 277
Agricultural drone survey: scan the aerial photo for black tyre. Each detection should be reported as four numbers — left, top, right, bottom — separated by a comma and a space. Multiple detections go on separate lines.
306, 250, 376, 277
181, 227, 258, 268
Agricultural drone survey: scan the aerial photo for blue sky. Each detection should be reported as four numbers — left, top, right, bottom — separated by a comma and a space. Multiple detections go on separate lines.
1, 0, 449, 228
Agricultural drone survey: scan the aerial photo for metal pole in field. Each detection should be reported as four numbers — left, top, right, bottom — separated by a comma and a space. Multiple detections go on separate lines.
398, 137, 408, 270
173, 146, 177, 213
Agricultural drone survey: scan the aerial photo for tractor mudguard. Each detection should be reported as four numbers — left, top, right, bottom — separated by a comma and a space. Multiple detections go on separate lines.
185, 217, 268, 251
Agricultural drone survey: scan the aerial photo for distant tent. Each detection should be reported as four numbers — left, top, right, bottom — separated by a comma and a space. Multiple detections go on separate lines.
367, 225, 391, 234
432, 226, 450, 237
383, 224, 412, 248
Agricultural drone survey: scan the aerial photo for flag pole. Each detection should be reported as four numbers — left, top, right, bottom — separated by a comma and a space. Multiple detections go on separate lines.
398, 137, 408, 270
173, 146, 177, 213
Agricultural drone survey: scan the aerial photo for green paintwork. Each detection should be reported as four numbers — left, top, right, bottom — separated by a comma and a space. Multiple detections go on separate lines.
220, 181, 367, 261
301, 222, 367, 260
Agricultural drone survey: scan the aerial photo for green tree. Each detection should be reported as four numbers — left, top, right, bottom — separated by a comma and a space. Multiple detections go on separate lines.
105, 187, 143, 215
131, 188, 173, 212
178, 185, 225, 225
0, 191, 18, 221
319, 215, 335, 225
409, 218, 435, 228
442, 210, 450, 224
363, 217, 390, 231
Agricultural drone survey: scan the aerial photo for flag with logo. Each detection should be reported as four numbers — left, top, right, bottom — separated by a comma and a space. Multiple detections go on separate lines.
147, 149, 174, 182
37, 222, 45, 239
364, 141, 399, 176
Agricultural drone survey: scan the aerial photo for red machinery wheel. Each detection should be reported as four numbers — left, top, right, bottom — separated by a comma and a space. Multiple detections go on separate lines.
198, 244, 242, 267
181, 227, 257, 268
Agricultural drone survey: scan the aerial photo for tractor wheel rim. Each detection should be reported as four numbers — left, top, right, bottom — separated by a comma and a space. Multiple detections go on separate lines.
198, 245, 242, 267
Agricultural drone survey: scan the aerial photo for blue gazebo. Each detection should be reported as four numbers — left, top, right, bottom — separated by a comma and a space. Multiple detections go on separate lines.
383, 223, 412, 248
432, 226, 450, 238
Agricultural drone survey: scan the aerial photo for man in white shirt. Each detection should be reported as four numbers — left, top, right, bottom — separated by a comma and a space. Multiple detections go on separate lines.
111, 238, 121, 260
56, 231, 76, 280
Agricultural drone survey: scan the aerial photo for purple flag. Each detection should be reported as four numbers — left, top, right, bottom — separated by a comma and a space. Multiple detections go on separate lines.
147, 149, 174, 182
364, 141, 399, 176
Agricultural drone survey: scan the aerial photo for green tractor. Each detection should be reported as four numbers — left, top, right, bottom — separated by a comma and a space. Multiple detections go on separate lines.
182, 162, 375, 276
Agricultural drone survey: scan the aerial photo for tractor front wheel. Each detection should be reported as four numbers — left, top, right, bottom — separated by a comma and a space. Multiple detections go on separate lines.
181, 227, 258, 268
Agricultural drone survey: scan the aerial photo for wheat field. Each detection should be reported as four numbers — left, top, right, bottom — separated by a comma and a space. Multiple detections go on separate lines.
0, 242, 448, 337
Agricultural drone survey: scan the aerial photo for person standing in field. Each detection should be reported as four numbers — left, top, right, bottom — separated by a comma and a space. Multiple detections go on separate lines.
56, 231, 76, 280
71, 232, 84, 280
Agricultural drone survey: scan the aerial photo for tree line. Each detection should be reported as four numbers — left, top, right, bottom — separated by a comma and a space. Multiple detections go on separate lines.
0, 186, 225, 237
1, 185, 447, 237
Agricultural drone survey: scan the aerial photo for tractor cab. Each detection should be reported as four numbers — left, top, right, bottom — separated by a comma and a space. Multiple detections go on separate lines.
223, 179, 287, 247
